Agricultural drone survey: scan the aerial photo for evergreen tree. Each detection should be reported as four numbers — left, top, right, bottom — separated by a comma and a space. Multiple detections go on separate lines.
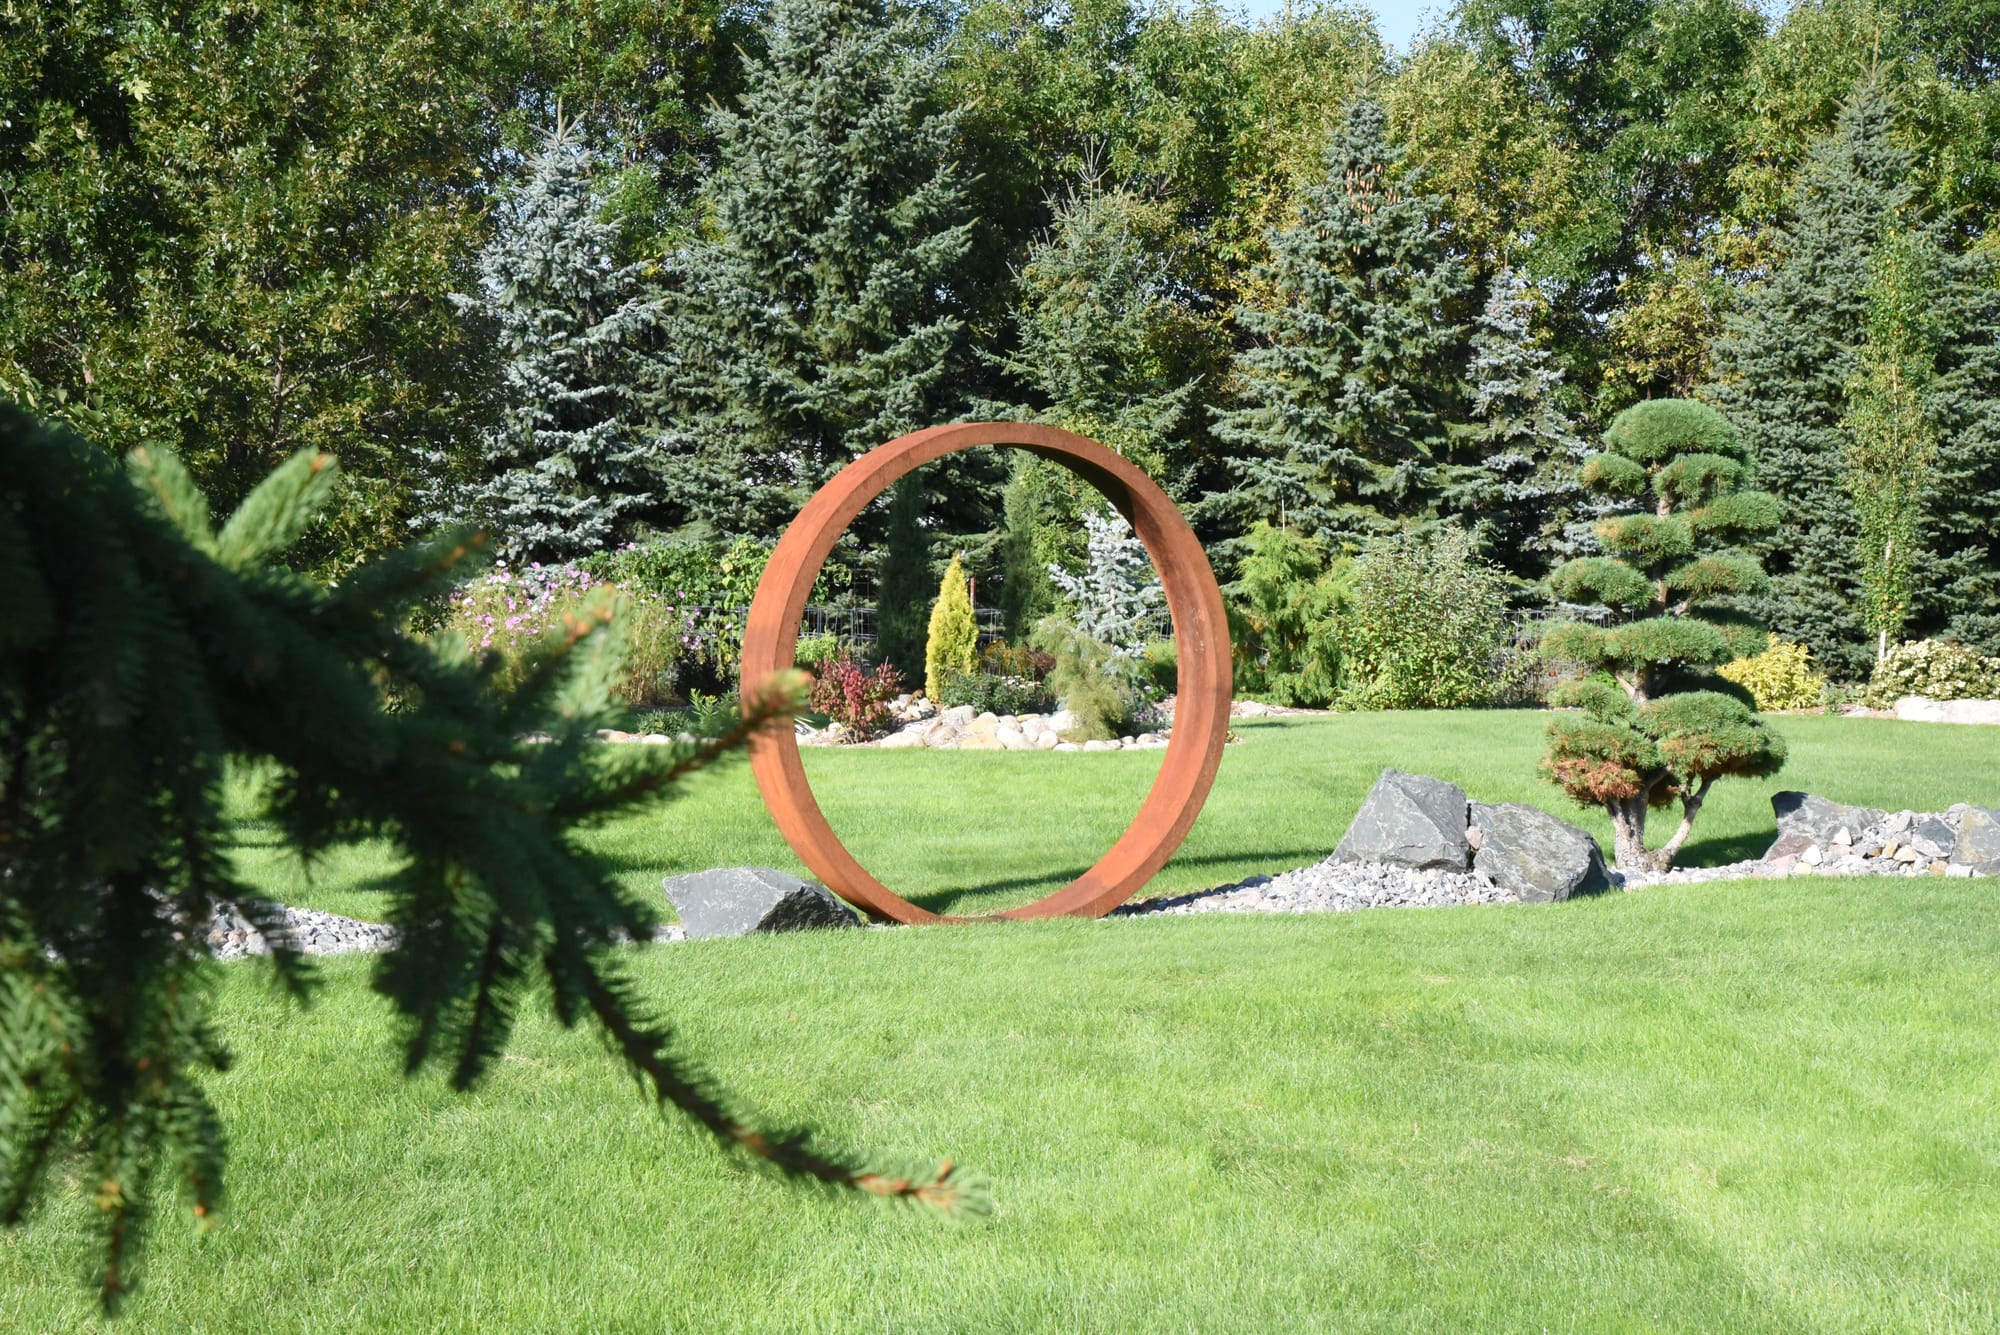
875, 474, 934, 681
997, 455, 1057, 643
651, 0, 975, 538
439, 125, 660, 563
925, 554, 979, 700
1844, 231, 1942, 660
0, 409, 971, 1307
1207, 96, 1469, 551
1708, 85, 1911, 679
997, 183, 1200, 482
1912, 250, 2000, 656
1540, 400, 1788, 871
1047, 507, 1165, 659
1463, 268, 1590, 580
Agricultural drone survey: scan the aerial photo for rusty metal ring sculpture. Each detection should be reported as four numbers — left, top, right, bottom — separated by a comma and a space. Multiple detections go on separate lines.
740, 422, 1232, 923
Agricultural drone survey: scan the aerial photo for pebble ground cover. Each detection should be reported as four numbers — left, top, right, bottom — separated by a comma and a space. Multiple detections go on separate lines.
4, 712, 1996, 1330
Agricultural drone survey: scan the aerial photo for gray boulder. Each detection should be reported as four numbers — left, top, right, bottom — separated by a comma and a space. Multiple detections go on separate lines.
1469, 802, 1612, 903
661, 867, 860, 939
1768, 792, 1888, 855
1334, 770, 1471, 871
1953, 807, 2000, 873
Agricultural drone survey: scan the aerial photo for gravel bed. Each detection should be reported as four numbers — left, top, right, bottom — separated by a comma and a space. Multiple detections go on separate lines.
206, 905, 685, 961
1119, 855, 1523, 917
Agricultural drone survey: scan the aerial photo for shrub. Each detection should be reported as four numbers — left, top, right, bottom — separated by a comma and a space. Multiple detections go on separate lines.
445, 562, 693, 708
980, 640, 1057, 682
794, 631, 847, 674
808, 654, 905, 739
1224, 521, 1346, 708
1864, 638, 2000, 707
1138, 637, 1178, 700
1341, 527, 1508, 710
925, 554, 979, 700
937, 668, 1053, 717
1034, 616, 1152, 740
1719, 635, 1830, 711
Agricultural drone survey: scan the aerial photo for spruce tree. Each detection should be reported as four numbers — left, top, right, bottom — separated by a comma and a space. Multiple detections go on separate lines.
432, 125, 659, 564
1540, 400, 1788, 872
0, 409, 971, 1307
1912, 250, 2000, 655
651, 0, 975, 538
1462, 268, 1590, 581
1708, 85, 1911, 679
997, 183, 1199, 482
1206, 96, 1469, 550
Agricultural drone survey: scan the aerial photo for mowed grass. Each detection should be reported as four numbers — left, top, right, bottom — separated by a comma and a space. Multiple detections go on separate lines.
234, 710, 2000, 921
3, 713, 1997, 1331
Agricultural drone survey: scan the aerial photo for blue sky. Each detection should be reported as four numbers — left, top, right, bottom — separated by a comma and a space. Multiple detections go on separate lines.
1232, 0, 1446, 50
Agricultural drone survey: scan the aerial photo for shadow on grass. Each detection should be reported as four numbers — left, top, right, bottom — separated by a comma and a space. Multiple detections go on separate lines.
1676, 828, 1774, 868
901, 848, 1333, 915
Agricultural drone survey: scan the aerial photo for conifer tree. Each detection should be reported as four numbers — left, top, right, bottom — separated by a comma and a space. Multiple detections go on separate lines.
1048, 508, 1165, 659
652, 0, 975, 538
875, 474, 934, 682
0, 409, 972, 1308
1463, 268, 1590, 581
1206, 96, 1469, 550
998, 183, 1199, 482
435, 125, 660, 563
925, 554, 979, 700
1708, 86, 1911, 679
997, 455, 1057, 643
1540, 400, 1788, 872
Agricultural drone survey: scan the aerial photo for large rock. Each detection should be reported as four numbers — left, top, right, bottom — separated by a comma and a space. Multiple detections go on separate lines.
1469, 802, 1611, 902
1768, 792, 1888, 855
1894, 696, 2000, 725
661, 867, 860, 939
1333, 769, 1471, 871
1953, 807, 2000, 872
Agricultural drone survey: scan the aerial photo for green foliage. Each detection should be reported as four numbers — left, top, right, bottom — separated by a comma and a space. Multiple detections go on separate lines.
649, 0, 974, 537
1863, 638, 2000, 707
583, 536, 785, 689
1844, 230, 1943, 655
1223, 522, 1349, 709
1718, 635, 1830, 711
1207, 96, 1470, 548
997, 457, 1057, 643
925, 556, 980, 702
1602, 399, 1745, 464
876, 475, 934, 682
444, 563, 693, 708
1034, 617, 1136, 742
0, 408, 969, 1308
1341, 527, 1509, 711
937, 668, 1053, 718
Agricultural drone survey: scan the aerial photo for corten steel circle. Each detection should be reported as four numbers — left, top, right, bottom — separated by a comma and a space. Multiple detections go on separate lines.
739, 422, 1233, 924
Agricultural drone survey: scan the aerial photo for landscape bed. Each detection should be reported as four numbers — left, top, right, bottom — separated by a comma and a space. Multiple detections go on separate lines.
4, 712, 1997, 1330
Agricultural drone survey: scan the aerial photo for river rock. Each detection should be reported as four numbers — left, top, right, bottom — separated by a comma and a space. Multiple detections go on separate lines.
1469, 802, 1611, 902
1333, 769, 1471, 871
660, 867, 859, 939
1894, 696, 2000, 724
1769, 792, 1888, 852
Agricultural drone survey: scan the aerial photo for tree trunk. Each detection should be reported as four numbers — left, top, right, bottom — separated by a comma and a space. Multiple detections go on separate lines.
1607, 796, 1651, 871
1650, 777, 1714, 871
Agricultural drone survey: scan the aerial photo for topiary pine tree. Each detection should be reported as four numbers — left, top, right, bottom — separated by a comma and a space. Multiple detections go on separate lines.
1462, 268, 1590, 581
435, 123, 660, 564
925, 554, 979, 700
649, 0, 975, 539
1206, 95, 1469, 551
1708, 84, 1910, 679
1539, 399, 1789, 872
0, 408, 974, 1309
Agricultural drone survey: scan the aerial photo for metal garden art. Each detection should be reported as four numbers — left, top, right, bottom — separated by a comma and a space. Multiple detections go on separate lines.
740, 422, 1233, 923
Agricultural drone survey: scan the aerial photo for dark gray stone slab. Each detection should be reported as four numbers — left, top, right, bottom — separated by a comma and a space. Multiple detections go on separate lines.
661, 867, 860, 939
1333, 769, 1471, 871
1953, 807, 2000, 873
1768, 792, 1887, 855
1470, 802, 1613, 903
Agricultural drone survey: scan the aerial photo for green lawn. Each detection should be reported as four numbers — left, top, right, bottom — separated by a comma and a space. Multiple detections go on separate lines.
235, 709, 2000, 921
4, 713, 1997, 1331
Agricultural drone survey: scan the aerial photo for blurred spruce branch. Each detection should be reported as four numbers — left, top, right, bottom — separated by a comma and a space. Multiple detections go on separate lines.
0, 407, 980, 1311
